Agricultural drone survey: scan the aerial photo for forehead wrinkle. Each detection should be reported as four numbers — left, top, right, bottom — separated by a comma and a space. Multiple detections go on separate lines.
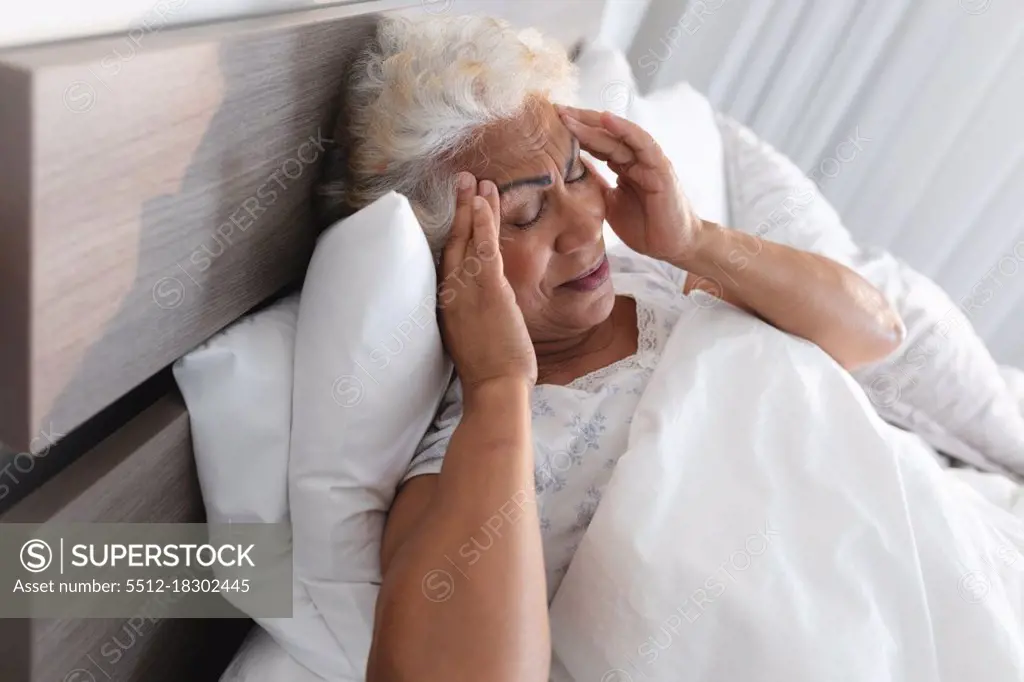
484, 117, 546, 190
466, 103, 576, 206
521, 112, 548, 153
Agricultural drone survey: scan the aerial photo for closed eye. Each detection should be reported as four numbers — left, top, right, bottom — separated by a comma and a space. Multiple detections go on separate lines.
513, 200, 547, 229
511, 138, 584, 229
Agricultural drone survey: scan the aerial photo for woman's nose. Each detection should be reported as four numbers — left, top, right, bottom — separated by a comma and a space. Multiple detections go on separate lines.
554, 194, 604, 254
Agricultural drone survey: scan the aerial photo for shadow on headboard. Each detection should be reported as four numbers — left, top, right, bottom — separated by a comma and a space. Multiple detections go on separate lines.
0, 7, 383, 504
0, 5, 392, 455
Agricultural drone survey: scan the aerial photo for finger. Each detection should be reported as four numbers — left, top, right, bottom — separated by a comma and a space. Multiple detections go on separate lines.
476, 179, 503, 263
469, 195, 504, 286
442, 171, 476, 277
556, 104, 606, 127
562, 114, 635, 166
599, 111, 665, 168
560, 105, 664, 168
478, 179, 501, 227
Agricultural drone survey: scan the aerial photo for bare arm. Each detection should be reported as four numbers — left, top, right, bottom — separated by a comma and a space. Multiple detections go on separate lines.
367, 175, 549, 682
556, 104, 903, 371
368, 379, 548, 682
678, 222, 905, 370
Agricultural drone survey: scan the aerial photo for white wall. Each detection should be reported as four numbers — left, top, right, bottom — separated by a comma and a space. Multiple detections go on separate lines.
597, 0, 651, 52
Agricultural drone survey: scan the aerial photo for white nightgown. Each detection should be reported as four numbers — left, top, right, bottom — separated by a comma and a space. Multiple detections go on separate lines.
402, 249, 697, 600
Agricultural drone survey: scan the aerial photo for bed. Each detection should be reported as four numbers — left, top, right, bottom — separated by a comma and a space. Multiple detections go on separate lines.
4, 1, 1024, 680
0, 2, 606, 680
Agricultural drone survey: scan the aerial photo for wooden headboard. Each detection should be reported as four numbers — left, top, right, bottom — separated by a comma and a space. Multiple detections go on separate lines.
0, 0, 603, 454
0, 1, 606, 680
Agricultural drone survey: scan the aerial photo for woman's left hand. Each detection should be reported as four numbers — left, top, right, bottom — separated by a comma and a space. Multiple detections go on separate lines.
556, 105, 704, 262
557, 110, 904, 371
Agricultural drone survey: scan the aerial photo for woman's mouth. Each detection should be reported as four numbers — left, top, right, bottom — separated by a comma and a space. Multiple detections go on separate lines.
561, 254, 610, 292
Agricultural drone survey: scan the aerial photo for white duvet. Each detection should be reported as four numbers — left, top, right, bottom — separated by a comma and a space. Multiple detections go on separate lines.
549, 297, 1024, 682
220, 297, 1024, 682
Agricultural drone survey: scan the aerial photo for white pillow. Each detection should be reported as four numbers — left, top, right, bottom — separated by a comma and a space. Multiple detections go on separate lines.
173, 295, 351, 680
849, 248, 1024, 475
716, 113, 1024, 475
574, 43, 729, 247
174, 295, 298, 526
289, 191, 452, 678
1003, 365, 1024, 416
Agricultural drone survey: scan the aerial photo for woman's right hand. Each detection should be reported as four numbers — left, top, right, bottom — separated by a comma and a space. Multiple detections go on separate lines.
438, 172, 538, 394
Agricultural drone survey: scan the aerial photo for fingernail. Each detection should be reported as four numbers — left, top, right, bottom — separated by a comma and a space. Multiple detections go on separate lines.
473, 196, 488, 210
479, 180, 493, 196
458, 172, 473, 190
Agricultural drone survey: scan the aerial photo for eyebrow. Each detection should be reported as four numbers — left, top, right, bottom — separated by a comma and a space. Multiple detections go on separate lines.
497, 137, 579, 195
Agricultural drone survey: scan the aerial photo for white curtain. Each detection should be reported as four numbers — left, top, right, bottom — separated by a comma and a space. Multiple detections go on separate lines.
603, 0, 1024, 368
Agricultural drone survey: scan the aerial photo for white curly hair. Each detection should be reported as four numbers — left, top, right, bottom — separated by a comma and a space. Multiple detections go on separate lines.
333, 14, 579, 254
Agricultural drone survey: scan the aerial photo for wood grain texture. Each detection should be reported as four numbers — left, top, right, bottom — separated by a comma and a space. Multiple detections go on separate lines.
0, 393, 250, 681
0, 0, 604, 453
1, 395, 198, 525
0, 1, 403, 452
0, 63, 32, 447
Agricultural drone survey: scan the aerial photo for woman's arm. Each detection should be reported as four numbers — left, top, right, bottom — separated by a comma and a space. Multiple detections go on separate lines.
676, 223, 905, 370
367, 175, 548, 682
368, 378, 548, 682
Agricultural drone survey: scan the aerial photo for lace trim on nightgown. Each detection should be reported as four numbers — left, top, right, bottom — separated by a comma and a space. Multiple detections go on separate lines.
564, 297, 657, 393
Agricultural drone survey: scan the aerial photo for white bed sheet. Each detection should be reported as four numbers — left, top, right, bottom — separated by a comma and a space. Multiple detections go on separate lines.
1003, 365, 1024, 415
220, 627, 325, 682
549, 296, 1024, 681
222, 323, 1024, 679
220, 368, 1019, 682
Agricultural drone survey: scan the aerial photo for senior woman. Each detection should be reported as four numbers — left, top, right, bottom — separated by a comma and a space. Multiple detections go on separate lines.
338, 15, 905, 682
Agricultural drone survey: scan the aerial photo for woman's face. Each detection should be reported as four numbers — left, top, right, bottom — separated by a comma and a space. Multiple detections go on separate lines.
458, 99, 614, 344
